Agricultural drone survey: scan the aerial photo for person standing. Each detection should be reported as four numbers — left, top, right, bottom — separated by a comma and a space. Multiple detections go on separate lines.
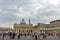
2, 33, 5, 39
12, 32, 16, 39
18, 33, 20, 39
43, 33, 47, 39
34, 33, 38, 40
9, 32, 12, 39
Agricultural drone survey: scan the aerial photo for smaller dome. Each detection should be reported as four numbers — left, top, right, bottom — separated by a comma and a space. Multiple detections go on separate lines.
14, 23, 17, 25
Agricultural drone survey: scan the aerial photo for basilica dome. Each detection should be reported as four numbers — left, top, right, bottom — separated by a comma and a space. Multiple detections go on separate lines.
20, 19, 26, 25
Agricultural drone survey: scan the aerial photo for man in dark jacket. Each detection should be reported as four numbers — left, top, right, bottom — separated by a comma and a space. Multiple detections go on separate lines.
35, 35, 37, 40
12, 32, 16, 39
18, 33, 20, 39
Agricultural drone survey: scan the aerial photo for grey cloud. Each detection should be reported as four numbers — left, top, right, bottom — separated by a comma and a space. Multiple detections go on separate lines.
0, 0, 60, 27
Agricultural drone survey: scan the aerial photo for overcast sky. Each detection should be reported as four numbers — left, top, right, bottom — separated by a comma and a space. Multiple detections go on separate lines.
0, 0, 60, 27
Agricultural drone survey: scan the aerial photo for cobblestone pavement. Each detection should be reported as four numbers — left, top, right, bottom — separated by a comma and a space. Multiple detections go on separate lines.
0, 35, 60, 40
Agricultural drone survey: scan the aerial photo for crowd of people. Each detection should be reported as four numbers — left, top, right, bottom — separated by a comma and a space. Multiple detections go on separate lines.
1, 32, 38, 40
0, 32, 60, 40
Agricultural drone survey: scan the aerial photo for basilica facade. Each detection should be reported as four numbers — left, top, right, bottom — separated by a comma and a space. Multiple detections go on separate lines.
14, 19, 33, 33
13, 19, 60, 33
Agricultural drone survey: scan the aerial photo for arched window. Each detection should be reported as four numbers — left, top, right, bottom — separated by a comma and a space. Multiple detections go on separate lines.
31, 30, 32, 32
27, 30, 28, 32
29, 29, 33, 32
23, 30, 24, 32
19, 30, 20, 32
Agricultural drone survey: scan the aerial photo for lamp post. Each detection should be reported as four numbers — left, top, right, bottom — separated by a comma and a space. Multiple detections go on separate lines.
9, 26, 10, 32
